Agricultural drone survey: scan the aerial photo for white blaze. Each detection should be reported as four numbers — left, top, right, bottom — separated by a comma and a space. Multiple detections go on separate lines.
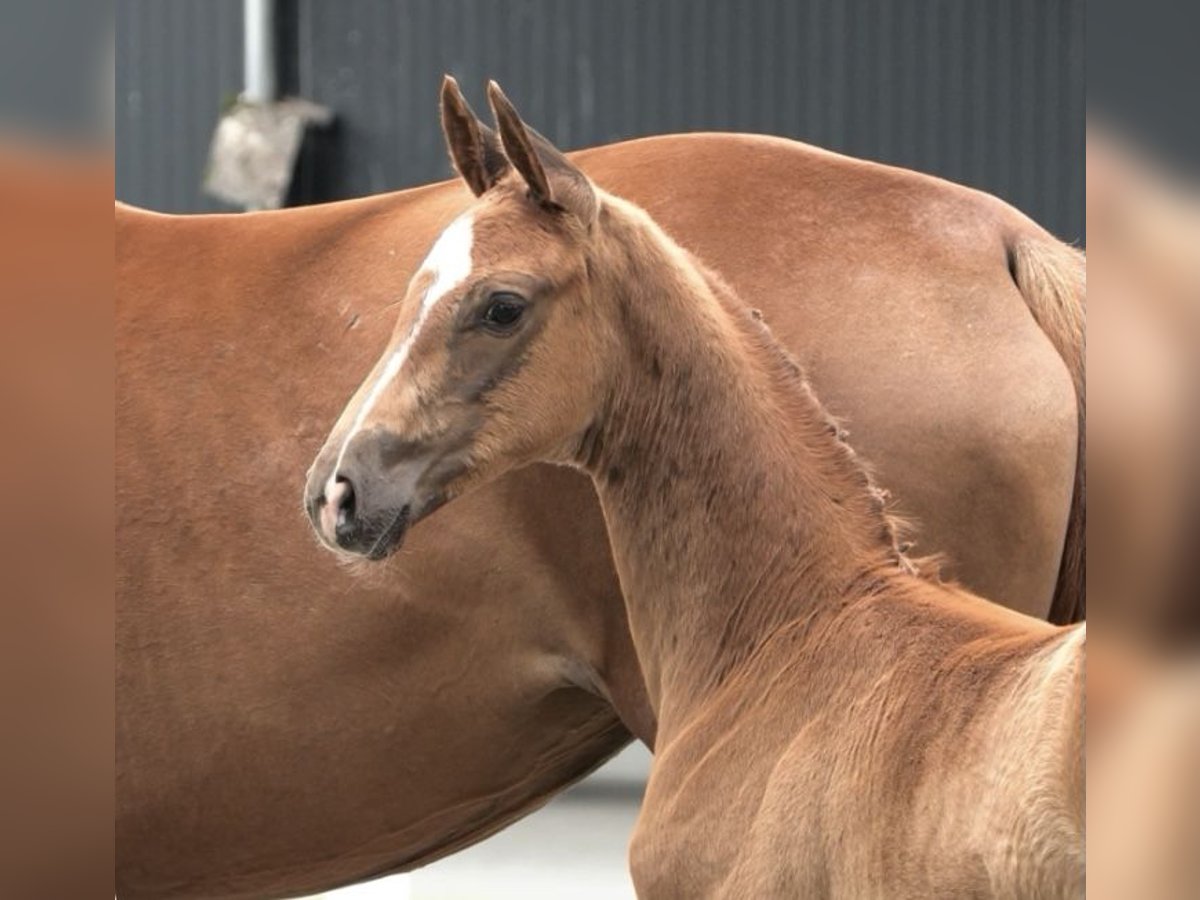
327, 212, 475, 494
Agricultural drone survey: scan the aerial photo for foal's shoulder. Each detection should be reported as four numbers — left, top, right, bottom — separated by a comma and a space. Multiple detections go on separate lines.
841, 576, 1063, 679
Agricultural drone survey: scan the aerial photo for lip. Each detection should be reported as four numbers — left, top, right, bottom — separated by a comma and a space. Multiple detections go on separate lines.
364, 505, 411, 560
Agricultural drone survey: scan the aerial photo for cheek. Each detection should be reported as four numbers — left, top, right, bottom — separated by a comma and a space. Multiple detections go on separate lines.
487, 361, 584, 448
447, 315, 548, 400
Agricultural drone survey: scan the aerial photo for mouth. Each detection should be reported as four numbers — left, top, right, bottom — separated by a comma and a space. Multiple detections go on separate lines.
363, 505, 412, 560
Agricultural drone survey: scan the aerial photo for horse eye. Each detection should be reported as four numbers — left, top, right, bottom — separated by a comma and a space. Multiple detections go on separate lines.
481, 293, 526, 331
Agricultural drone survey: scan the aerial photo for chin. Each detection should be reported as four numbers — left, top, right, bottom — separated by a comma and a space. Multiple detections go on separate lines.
360, 505, 413, 560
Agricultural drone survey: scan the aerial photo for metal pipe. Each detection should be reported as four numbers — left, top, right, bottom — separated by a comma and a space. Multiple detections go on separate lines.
243, 0, 276, 103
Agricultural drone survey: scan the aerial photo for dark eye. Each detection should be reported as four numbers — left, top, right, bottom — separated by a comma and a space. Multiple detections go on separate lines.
480, 293, 526, 332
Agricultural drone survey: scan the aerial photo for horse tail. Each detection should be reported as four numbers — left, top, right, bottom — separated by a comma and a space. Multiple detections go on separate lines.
1009, 237, 1086, 624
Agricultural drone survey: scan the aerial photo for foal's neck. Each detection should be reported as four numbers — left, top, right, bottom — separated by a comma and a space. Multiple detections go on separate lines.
584, 198, 910, 736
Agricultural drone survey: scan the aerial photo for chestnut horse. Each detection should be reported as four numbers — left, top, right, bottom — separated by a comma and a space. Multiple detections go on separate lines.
118, 91, 1082, 898
305, 79, 1085, 898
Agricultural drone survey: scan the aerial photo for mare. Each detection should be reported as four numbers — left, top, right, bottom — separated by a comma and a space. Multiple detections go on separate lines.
118, 84, 1082, 898
304, 79, 1085, 898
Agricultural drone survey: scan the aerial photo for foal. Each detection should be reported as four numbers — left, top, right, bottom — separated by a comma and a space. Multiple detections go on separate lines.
306, 80, 1085, 898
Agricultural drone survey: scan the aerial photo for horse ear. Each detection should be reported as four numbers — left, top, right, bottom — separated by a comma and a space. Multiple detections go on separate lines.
486, 80, 597, 225
440, 75, 508, 196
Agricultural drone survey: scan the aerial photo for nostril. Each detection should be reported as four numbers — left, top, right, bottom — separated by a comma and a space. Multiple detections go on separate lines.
327, 475, 358, 540
336, 476, 355, 515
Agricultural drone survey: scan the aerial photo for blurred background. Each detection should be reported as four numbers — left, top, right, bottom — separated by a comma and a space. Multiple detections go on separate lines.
115, 0, 1084, 242
111, 1, 1084, 897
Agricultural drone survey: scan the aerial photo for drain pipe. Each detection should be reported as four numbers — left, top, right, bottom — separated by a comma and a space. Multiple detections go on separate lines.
243, 0, 277, 104
206, 0, 332, 209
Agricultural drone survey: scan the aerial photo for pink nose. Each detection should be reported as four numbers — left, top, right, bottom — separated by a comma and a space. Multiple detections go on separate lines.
319, 477, 354, 543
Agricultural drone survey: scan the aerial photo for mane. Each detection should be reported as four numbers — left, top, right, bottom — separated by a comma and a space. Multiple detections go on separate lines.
658, 230, 942, 582
593, 191, 942, 581
705, 261, 943, 581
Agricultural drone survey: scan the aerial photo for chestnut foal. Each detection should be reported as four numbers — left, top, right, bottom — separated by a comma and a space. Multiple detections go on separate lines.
306, 81, 1084, 898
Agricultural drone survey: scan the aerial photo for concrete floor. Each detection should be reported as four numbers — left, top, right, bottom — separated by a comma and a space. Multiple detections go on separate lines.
313, 745, 651, 899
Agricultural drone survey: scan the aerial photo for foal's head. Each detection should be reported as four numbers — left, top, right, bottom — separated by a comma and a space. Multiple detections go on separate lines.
306, 79, 617, 558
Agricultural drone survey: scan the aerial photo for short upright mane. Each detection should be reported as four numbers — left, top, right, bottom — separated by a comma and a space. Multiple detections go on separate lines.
599, 191, 939, 581
707, 262, 939, 579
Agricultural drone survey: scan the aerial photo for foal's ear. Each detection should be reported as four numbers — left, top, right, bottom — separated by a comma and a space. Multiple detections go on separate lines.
486, 80, 597, 225
440, 75, 509, 196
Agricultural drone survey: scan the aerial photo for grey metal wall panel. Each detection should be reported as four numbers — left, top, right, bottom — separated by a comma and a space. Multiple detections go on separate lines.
116, 0, 243, 212
117, 0, 1084, 241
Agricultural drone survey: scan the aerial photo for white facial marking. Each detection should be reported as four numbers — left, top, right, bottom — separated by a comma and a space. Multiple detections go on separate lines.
326, 212, 475, 494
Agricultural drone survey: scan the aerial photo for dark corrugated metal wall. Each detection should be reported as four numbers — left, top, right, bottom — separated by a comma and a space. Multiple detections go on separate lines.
116, 0, 243, 213
117, 0, 1084, 241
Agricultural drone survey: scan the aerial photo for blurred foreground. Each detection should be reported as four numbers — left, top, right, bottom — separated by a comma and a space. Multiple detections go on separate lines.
1086, 127, 1200, 898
